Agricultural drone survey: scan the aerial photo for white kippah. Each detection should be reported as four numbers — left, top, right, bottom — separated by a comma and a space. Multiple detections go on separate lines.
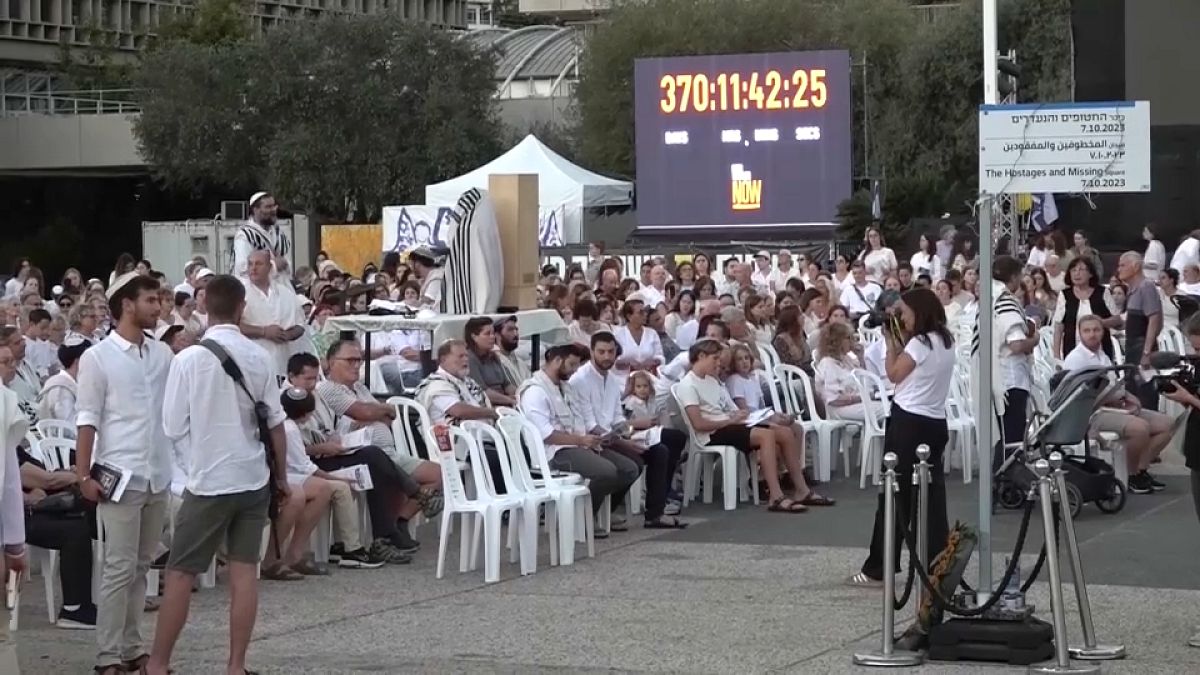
105, 272, 140, 300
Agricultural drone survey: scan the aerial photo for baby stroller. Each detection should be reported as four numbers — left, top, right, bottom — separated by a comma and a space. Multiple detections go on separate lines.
993, 366, 1128, 518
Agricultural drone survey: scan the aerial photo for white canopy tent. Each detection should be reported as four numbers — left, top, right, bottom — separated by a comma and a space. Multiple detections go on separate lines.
424, 134, 633, 243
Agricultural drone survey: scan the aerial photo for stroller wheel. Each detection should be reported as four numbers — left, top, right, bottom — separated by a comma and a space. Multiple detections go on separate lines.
1064, 482, 1083, 519
1096, 480, 1127, 514
997, 483, 1025, 509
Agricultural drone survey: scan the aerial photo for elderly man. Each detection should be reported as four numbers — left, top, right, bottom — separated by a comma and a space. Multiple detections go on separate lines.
415, 339, 506, 491
1045, 255, 1065, 291
239, 250, 306, 379
1118, 251, 1164, 409
770, 249, 801, 293
0, 325, 40, 424
232, 191, 290, 280
674, 298, 722, 351
640, 265, 670, 310
318, 339, 442, 542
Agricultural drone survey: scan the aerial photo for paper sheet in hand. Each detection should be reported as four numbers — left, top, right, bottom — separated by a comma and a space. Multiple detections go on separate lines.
329, 464, 373, 491
745, 409, 774, 426
632, 425, 663, 447
339, 427, 373, 450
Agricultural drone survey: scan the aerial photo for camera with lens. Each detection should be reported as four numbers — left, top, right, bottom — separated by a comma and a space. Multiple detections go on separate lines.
1147, 351, 1200, 395
862, 289, 903, 334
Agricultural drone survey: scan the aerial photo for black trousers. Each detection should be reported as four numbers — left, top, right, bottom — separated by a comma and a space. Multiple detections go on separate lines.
26, 512, 93, 607
315, 445, 420, 542
609, 428, 686, 520
861, 405, 950, 580
479, 440, 506, 495
995, 388, 1030, 471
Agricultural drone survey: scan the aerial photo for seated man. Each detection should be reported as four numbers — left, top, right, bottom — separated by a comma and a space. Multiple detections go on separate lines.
570, 332, 687, 529
518, 343, 639, 528
288, 352, 435, 558
677, 339, 832, 513
1063, 314, 1174, 494
465, 316, 518, 408
493, 315, 531, 385
414, 339, 504, 492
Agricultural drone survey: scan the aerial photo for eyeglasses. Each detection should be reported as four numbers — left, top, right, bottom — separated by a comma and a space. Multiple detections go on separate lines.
58, 300, 72, 308
334, 356, 363, 365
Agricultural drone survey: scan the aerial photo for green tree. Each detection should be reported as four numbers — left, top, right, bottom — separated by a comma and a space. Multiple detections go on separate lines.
153, 0, 251, 48
132, 14, 504, 221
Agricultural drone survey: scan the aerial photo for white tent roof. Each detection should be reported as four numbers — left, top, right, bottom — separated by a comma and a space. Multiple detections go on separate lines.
425, 134, 632, 210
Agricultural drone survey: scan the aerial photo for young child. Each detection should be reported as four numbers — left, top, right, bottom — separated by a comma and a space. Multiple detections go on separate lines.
623, 370, 669, 444
724, 343, 766, 411
281, 387, 385, 571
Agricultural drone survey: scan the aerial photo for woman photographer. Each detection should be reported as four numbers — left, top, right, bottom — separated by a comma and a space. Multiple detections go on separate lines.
849, 287, 956, 587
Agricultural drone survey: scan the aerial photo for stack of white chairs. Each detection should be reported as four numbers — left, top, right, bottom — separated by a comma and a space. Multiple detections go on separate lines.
670, 384, 758, 510
847, 369, 889, 488
774, 364, 851, 483
496, 415, 595, 565
944, 370, 978, 483
433, 426, 526, 583
35, 419, 74, 440
26, 436, 75, 624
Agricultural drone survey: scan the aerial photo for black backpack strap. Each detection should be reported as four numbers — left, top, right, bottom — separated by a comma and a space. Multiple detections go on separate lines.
199, 339, 257, 403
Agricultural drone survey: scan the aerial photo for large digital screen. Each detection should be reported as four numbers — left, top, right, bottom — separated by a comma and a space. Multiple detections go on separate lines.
634, 50, 852, 230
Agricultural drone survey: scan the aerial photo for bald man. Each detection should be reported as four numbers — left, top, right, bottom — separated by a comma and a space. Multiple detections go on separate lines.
1117, 251, 1163, 408
674, 299, 722, 350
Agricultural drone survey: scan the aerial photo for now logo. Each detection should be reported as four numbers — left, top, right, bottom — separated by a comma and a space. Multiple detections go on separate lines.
730, 163, 763, 211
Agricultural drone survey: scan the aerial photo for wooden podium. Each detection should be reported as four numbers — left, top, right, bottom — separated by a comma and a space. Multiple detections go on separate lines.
487, 174, 540, 310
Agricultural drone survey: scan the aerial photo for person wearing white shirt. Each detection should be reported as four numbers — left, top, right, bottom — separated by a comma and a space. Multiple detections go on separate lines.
1026, 234, 1049, 271
676, 339, 831, 514
409, 248, 445, 311
238, 250, 307, 379
1062, 315, 1173, 495
73, 273, 174, 674
716, 258, 741, 299
1171, 230, 1200, 274
839, 261, 883, 319
1142, 225, 1167, 281
909, 234, 945, 282
815, 322, 884, 422
615, 300, 664, 381
570, 333, 688, 528
21, 308, 56, 377
374, 328, 427, 393
674, 298, 722, 351
640, 265, 670, 310
993, 257, 1040, 448
37, 337, 90, 425
768, 249, 802, 294
750, 251, 774, 291
858, 227, 898, 283
231, 192, 291, 281
0, 369, 27, 673
1180, 264, 1200, 296
148, 274, 290, 675
1044, 255, 1066, 292
853, 288, 955, 586
517, 343, 639, 516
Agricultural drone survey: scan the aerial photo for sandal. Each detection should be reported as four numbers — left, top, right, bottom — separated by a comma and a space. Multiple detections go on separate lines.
123, 654, 149, 672
260, 563, 304, 581
846, 572, 883, 588
767, 496, 807, 513
798, 492, 836, 507
290, 559, 329, 576
416, 487, 444, 518
644, 517, 688, 530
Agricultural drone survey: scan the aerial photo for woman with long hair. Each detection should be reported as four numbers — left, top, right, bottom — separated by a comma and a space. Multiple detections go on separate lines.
934, 279, 963, 333
675, 261, 696, 292
858, 226, 898, 284
773, 305, 813, 374
665, 290, 695, 338
615, 300, 664, 377
616, 278, 640, 303
60, 267, 84, 297
952, 234, 977, 272
1069, 230, 1104, 279
1142, 223, 1167, 281
743, 294, 774, 345
693, 252, 712, 280
1027, 232, 1049, 270
568, 297, 612, 347
1052, 256, 1120, 360
1159, 268, 1181, 329
833, 253, 853, 293
1030, 268, 1056, 315
5, 257, 30, 299
110, 252, 136, 286
815, 322, 883, 423
851, 288, 955, 586
693, 276, 717, 301
909, 233, 945, 282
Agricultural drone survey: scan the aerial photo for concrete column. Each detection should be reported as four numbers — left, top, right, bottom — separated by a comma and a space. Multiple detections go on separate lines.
488, 174, 541, 310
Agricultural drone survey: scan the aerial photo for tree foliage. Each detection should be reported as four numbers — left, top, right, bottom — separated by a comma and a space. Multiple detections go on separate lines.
153, 0, 251, 48
132, 14, 503, 221
577, 0, 1073, 237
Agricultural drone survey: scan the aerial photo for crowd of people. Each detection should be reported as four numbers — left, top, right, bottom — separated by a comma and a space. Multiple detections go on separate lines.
4, 189, 1200, 671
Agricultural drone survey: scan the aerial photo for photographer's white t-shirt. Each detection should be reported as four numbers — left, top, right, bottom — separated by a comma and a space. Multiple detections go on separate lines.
892, 332, 956, 419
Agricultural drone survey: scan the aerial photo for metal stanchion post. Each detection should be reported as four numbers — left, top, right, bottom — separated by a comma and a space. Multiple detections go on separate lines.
1047, 452, 1126, 661
1029, 459, 1099, 675
915, 444, 931, 609
853, 452, 923, 667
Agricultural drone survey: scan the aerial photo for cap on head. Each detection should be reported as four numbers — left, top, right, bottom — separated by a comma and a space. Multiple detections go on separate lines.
248, 191, 270, 209
106, 272, 140, 300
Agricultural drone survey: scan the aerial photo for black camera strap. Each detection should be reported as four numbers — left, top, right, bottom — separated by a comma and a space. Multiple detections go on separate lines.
198, 339, 283, 556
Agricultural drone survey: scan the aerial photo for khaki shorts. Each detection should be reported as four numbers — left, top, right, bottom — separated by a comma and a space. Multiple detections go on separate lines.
167, 486, 270, 574
391, 449, 425, 475
1093, 409, 1173, 436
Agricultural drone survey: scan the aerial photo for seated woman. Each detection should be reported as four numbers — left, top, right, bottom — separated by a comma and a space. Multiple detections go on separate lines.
814, 322, 883, 423
37, 337, 91, 427
19, 446, 96, 628
772, 305, 814, 376
676, 339, 833, 513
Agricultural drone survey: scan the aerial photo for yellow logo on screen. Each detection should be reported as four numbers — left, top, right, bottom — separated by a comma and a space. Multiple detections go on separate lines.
730, 164, 762, 211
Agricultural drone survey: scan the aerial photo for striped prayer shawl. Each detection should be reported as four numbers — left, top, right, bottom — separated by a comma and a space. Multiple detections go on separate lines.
231, 221, 290, 272
969, 286, 1025, 439
442, 188, 503, 315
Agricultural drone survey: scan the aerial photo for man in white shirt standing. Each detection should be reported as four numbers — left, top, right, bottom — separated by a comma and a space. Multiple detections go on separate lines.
839, 260, 882, 320
769, 249, 801, 293
239, 249, 306, 379
232, 191, 291, 280
750, 251, 774, 292
147, 274, 290, 675
74, 273, 174, 675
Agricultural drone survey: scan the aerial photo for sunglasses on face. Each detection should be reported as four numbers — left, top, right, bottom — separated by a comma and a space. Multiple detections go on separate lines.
58, 300, 72, 308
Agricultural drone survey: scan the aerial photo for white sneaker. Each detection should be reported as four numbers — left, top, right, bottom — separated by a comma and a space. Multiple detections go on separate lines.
1188, 631, 1200, 648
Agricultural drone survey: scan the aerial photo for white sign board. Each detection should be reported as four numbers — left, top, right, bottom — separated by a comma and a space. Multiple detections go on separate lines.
978, 101, 1150, 194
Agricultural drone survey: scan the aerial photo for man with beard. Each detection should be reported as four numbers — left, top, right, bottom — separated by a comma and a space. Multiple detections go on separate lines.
232, 191, 291, 280
518, 344, 639, 523
493, 315, 530, 384
74, 273, 173, 675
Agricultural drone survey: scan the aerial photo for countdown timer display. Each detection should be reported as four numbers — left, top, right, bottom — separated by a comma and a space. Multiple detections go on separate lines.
634, 50, 852, 230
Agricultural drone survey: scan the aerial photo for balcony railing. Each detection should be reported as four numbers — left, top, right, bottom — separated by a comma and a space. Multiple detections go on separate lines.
0, 88, 140, 116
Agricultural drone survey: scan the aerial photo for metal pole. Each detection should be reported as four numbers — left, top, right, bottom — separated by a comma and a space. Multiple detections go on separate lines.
862, 52, 870, 181
853, 452, 922, 667
915, 444, 931, 610
977, 0, 999, 603
1029, 459, 1099, 675
1048, 453, 1127, 661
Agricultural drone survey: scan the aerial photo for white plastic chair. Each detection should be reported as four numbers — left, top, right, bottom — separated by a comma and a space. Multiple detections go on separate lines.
35, 419, 75, 440
28, 437, 72, 623
945, 373, 978, 483
756, 342, 781, 374
847, 371, 889, 488
670, 384, 757, 510
496, 415, 594, 566
463, 421, 556, 575
434, 426, 524, 583
774, 364, 849, 483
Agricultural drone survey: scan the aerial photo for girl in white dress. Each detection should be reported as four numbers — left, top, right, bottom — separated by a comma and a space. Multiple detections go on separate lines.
909, 233, 945, 282
858, 226, 898, 284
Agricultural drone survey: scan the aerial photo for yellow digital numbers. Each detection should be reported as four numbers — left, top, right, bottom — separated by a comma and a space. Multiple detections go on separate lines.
658, 68, 829, 114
